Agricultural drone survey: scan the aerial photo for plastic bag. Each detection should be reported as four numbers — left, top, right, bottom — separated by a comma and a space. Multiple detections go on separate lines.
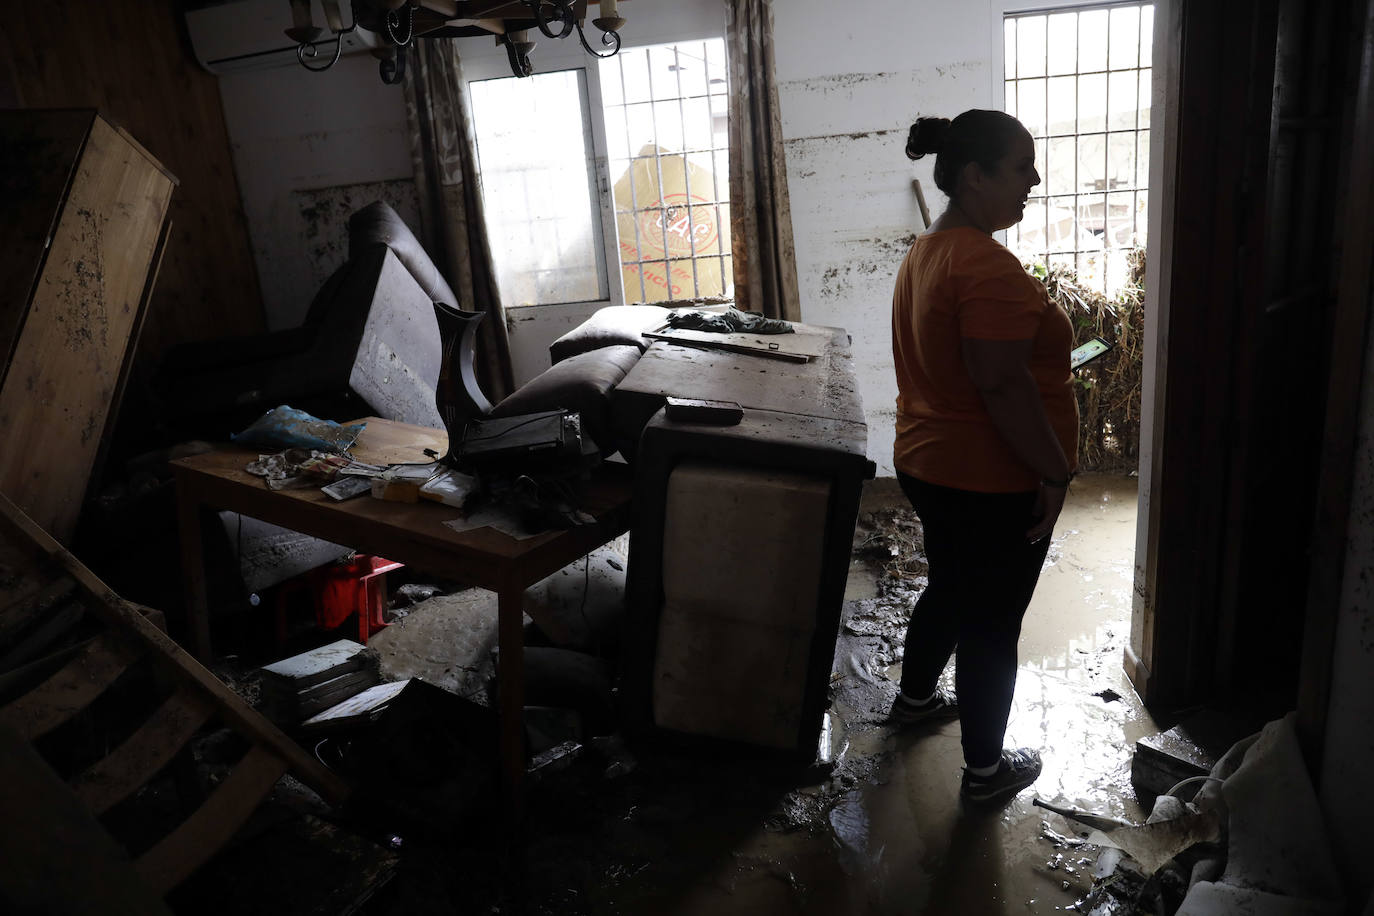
231, 406, 365, 453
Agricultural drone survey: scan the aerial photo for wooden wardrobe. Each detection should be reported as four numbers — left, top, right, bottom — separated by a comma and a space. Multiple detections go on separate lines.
0, 109, 176, 544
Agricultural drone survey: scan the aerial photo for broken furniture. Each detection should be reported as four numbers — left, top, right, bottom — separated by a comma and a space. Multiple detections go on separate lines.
171, 416, 635, 826
155, 200, 447, 441
441, 301, 872, 758
0, 108, 176, 544
0, 491, 349, 906
155, 199, 457, 612
259, 638, 382, 725
617, 328, 874, 758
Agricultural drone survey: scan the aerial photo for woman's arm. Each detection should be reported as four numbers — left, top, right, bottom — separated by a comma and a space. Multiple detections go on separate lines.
962, 336, 1070, 541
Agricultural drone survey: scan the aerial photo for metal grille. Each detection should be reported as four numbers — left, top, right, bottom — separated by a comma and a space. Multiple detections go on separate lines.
599, 39, 732, 304
1003, 2, 1153, 294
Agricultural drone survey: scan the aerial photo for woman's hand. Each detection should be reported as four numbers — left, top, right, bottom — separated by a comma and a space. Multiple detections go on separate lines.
962, 337, 1074, 539
1027, 481, 1068, 543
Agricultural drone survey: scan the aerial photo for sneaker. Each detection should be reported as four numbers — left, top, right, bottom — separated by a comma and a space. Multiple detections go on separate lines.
960, 748, 1043, 805
886, 686, 960, 727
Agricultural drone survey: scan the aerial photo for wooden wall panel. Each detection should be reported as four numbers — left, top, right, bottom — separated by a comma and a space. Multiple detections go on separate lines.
0, 0, 266, 364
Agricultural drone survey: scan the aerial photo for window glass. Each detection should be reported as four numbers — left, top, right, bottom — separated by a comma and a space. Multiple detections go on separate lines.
1005, 3, 1154, 295
469, 69, 606, 307
601, 37, 733, 303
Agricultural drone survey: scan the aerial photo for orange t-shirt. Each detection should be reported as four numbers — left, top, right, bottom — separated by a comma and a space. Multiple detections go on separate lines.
891, 227, 1078, 493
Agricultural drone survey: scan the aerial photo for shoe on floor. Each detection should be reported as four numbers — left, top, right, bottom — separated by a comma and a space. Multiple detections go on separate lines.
886, 686, 959, 727
960, 748, 1043, 805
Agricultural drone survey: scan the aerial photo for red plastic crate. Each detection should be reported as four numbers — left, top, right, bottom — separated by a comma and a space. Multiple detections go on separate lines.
310, 555, 404, 645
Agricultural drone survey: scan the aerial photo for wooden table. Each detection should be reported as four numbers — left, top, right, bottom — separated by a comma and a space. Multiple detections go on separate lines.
170, 417, 634, 825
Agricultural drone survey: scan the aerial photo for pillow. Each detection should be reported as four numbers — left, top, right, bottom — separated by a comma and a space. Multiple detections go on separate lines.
548, 305, 672, 364
489, 345, 642, 455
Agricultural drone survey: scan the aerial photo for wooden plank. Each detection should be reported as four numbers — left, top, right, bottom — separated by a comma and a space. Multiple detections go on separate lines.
71, 685, 214, 815
134, 744, 288, 895
0, 576, 77, 645
642, 323, 829, 362
0, 595, 85, 673
0, 494, 352, 804
0, 723, 173, 916
0, 635, 95, 701
0, 109, 92, 373
0, 112, 175, 543
0, 631, 140, 741
0, 535, 63, 615
87, 212, 172, 512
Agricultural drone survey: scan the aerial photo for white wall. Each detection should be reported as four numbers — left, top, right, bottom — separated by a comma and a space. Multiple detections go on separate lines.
772, 1, 1000, 476
217, 53, 415, 330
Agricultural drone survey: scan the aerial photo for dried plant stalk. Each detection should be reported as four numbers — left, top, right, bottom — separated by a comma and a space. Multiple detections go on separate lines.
1028, 250, 1146, 473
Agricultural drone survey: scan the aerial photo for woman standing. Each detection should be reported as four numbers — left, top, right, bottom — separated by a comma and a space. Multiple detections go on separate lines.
887, 110, 1077, 806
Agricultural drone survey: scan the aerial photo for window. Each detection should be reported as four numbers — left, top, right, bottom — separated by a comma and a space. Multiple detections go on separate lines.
469, 70, 608, 307
468, 37, 732, 307
598, 39, 732, 303
1003, 2, 1153, 294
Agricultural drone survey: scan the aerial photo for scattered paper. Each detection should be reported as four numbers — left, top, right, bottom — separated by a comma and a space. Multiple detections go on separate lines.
442, 505, 545, 540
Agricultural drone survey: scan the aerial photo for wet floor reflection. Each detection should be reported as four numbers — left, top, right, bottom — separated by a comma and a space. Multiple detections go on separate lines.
511, 474, 1151, 916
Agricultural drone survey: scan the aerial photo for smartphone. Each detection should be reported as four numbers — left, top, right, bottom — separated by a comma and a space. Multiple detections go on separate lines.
1071, 336, 1113, 370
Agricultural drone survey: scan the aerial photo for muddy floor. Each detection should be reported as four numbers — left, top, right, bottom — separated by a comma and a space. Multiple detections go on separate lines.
346, 473, 1152, 915
176, 472, 1153, 915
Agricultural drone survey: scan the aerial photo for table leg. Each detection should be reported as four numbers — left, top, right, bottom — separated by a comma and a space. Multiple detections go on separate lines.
497, 582, 526, 831
174, 478, 212, 660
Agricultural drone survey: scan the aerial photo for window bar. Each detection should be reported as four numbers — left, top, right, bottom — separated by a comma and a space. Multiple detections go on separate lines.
719, 43, 730, 298
1133, 9, 1144, 246
705, 39, 726, 297
674, 45, 701, 298
650, 59, 672, 301
618, 56, 645, 303
1100, 7, 1110, 291
1073, 9, 1082, 278
1039, 19, 1050, 258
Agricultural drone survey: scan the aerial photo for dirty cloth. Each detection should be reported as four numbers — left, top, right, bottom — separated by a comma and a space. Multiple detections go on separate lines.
1176, 712, 1345, 915
666, 306, 794, 335
245, 449, 352, 491
232, 405, 365, 453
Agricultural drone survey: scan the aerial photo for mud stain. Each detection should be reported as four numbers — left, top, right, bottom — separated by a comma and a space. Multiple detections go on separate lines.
783, 128, 901, 147
818, 233, 917, 299
54, 207, 111, 354
292, 178, 422, 297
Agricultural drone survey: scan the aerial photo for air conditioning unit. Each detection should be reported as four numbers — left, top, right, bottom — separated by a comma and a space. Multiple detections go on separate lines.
185, 0, 381, 74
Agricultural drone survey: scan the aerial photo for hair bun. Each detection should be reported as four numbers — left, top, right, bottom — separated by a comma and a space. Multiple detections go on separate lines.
906, 117, 951, 161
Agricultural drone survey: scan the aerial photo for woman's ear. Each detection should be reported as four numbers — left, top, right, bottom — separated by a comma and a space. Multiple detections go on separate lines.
960, 159, 986, 195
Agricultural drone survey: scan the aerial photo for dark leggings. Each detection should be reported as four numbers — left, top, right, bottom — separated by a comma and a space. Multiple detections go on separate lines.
896, 472, 1051, 770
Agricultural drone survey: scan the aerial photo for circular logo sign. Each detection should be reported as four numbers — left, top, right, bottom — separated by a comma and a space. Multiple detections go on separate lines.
635, 193, 719, 259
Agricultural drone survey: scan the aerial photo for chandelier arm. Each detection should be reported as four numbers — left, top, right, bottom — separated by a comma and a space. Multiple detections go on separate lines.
575, 19, 621, 58
528, 0, 575, 40
296, 31, 347, 71
386, 4, 415, 46
501, 35, 534, 77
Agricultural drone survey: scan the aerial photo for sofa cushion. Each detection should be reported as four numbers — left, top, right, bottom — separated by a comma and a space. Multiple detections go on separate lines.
348, 201, 459, 310
548, 305, 672, 364
490, 345, 642, 455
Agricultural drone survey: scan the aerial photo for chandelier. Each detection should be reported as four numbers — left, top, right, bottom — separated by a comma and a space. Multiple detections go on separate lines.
286, 0, 626, 83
